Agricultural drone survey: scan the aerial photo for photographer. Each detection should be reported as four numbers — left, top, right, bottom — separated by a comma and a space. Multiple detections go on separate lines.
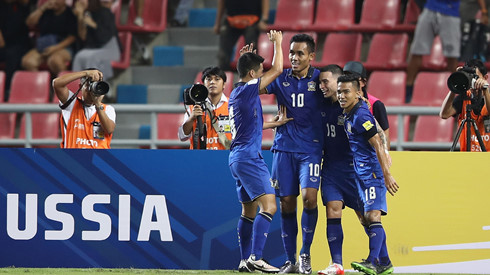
178, 66, 232, 150
440, 59, 490, 151
53, 68, 116, 149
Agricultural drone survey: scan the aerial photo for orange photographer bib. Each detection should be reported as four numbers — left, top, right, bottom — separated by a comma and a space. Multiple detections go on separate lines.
188, 103, 231, 150
459, 99, 490, 151
60, 99, 112, 149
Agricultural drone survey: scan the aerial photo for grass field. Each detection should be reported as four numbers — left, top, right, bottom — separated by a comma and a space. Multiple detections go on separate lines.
0, 269, 480, 275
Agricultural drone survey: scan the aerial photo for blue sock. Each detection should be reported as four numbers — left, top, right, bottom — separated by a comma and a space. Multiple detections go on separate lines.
281, 211, 298, 264
327, 218, 343, 265
251, 212, 273, 260
238, 215, 254, 260
378, 232, 391, 266
367, 222, 385, 265
300, 207, 318, 255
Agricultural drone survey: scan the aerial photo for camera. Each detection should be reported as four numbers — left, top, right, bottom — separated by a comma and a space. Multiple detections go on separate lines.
447, 66, 486, 94
183, 84, 209, 105
87, 81, 110, 96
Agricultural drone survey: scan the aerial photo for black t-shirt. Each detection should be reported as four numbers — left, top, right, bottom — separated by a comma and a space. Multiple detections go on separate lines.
84, 7, 118, 49
225, 0, 262, 17
372, 99, 389, 131
38, 7, 77, 40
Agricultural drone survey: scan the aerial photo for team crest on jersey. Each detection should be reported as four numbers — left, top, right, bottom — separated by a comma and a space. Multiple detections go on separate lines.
337, 115, 345, 126
282, 82, 290, 87
362, 120, 374, 131
307, 81, 316, 91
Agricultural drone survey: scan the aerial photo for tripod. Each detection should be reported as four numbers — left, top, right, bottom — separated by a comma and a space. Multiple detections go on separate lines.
450, 99, 487, 151
193, 104, 207, 150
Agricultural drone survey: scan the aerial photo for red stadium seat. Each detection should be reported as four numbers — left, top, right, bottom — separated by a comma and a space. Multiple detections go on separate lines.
157, 113, 186, 148
350, 0, 401, 32
194, 71, 235, 97
394, 0, 420, 32
19, 113, 60, 143
9, 71, 51, 103
270, 0, 315, 31
0, 71, 5, 102
421, 36, 447, 71
230, 36, 246, 70
413, 116, 455, 142
312, 33, 362, 68
364, 33, 409, 71
0, 113, 16, 139
260, 94, 276, 105
367, 71, 407, 106
112, 31, 132, 69
410, 72, 451, 106
114, 0, 167, 32
311, 0, 355, 32
388, 115, 410, 143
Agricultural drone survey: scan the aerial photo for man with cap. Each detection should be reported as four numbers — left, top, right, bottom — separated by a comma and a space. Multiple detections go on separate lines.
343, 61, 391, 149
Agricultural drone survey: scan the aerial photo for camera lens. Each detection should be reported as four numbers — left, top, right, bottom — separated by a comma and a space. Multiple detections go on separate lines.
89, 81, 110, 95
447, 71, 472, 94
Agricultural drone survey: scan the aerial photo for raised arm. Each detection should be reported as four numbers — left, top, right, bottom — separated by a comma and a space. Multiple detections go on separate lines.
259, 30, 283, 91
52, 69, 103, 103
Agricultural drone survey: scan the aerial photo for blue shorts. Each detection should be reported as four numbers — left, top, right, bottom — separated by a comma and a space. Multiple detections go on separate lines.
356, 177, 388, 215
271, 151, 322, 197
230, 158, 274, 203
321, 164, 363, 212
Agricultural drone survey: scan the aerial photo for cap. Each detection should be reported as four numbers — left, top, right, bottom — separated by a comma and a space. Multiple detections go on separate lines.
343, 61, 367, 78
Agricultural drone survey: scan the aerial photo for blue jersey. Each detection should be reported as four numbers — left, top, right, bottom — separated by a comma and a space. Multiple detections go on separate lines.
228, 79, 264, 164
323, 98, 353, 168
266, 67, 324, 154
343, 101, 384, 181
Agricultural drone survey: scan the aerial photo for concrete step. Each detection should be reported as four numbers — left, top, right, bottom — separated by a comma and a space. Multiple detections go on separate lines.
148, 84, 183, 104
166, 28, 217, 47
184, 45, 218, 67
131, 65, 201, 85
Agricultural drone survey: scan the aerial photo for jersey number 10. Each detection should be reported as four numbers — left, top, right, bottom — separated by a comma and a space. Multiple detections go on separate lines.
291, 93, 304, 107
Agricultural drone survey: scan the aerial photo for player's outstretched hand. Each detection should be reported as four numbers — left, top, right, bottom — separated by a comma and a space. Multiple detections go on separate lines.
267, 30, 283, 44
385, 175, 399, 196
239, 43, 256, 56
274, 105, 293, 126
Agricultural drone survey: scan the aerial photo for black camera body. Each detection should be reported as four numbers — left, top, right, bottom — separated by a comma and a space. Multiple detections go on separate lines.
447, 66, 479, 94
88, 81, 110, 96
183, 84, 209, 105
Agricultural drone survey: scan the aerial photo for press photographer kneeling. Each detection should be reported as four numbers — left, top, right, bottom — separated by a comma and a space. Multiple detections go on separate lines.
440, 59, 490, 151
178, 67, 232, 150
53, 68, 116, 149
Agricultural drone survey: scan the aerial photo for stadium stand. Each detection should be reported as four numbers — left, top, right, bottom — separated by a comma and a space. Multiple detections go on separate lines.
312, 32, 362, 68
111, 31, 132, 69
413, 116, 455, 143
157, 113, 186, 148
269, 0, 315, 31
394, 0, 420, 32
410, 72, 451, 106
311, 0, 355, 32
114, 0, 167, 32
0, 71, 5, 102
421, 36, 448, 71
193, 71, 235, 97
364, 33, 409, 71
350, 0, 400, 32
388, 115, 410, 143
367, 71, 407, 106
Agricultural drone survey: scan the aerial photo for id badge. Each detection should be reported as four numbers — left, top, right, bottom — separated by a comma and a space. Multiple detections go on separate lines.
93, 122, 104, 139
484, 116, 490, 133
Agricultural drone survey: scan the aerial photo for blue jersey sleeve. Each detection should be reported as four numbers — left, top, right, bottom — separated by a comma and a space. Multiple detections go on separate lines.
353, 109, 377, 141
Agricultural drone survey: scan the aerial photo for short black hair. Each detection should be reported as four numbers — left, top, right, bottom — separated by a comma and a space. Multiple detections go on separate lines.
237, 53, 264, 78
201, 66, 227, 83
337, 74, 360, 90
320, 64, 343, 76
290, 33, 316, 53
465, 59, 487, 75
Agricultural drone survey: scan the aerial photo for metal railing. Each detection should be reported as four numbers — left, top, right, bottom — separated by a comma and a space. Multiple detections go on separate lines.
0, 104, 451, 150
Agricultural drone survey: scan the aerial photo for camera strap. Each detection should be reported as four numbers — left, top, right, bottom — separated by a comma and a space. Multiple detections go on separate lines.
204, 102, 231, 149
59, 78, 89, 110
